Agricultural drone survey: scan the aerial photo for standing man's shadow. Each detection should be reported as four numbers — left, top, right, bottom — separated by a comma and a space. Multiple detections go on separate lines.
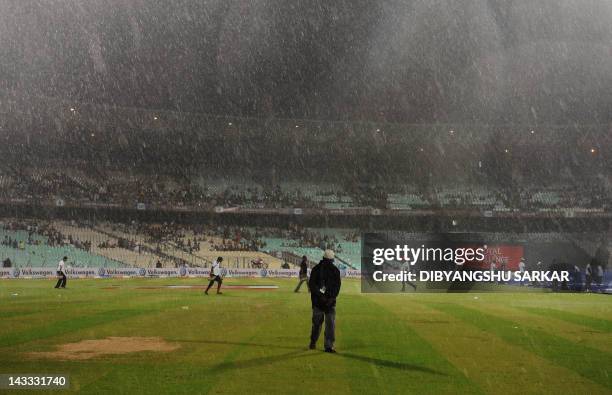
177, 339, 446, 376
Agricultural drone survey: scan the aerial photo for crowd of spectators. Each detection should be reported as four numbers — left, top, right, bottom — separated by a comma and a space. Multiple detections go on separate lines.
1, 220, 96, 268
99, 220, 358, 258
0, 166, 610, 213
1, 220, 92, 251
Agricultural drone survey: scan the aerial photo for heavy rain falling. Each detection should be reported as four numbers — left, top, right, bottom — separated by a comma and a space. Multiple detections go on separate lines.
0, 2, 610, 394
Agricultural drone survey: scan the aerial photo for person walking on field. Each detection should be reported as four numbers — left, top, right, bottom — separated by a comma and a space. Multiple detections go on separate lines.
294, 255, 309, 293
596, 264, 604, 288
518, 257, 526, 286
55, 256, 68, 289
205, 257, 224, 295
308, 249, 341, 353
585, 261, 593, 292
401, 260, 417, 292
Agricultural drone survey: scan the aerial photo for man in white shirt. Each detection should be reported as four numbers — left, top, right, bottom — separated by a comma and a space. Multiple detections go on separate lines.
585, 262, 593, 291
55, 256, 68, 289
489, 261, 497, 282
205, 257, 223, 295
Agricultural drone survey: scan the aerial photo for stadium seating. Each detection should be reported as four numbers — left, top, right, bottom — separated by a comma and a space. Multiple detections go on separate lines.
387, 193, 429, 210
0, 241, 124, 268
434, 186, 503, 209
260, 227, 362, 268
260, 238, 323, 263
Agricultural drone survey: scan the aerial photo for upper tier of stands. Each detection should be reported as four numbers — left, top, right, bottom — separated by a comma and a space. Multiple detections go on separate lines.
1, 166, 608, 213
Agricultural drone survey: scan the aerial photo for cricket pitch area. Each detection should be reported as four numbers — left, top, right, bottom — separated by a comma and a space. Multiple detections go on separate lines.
0, 277, 610, 394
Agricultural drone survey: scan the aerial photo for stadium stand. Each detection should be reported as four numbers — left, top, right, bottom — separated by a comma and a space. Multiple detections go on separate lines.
0, 226, 124, 268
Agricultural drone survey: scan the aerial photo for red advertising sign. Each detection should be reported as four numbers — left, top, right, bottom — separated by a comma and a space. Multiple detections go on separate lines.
464, 245, 524, 270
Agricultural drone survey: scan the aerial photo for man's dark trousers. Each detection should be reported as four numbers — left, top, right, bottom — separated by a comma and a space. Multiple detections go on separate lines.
55, 271, 66, 288
310, 306, 335, 349
295, 276, 309, 292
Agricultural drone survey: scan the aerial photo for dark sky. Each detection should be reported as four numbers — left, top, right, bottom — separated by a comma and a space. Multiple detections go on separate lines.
1, 0, 612, 124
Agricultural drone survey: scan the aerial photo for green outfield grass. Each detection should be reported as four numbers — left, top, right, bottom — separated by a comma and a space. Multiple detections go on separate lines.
0, 278, 610, 394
